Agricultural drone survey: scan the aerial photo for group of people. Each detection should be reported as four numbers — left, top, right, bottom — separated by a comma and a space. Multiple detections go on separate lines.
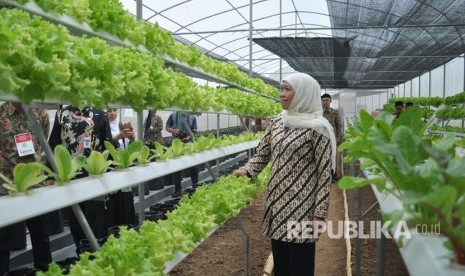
393, 100, 414, 118
0, 103, 199, 274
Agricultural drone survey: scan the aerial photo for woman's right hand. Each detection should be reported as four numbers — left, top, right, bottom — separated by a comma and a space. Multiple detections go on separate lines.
233, 169, 248, 177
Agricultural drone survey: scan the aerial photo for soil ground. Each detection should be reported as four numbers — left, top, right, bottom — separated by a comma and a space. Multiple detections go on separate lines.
169, 164, 410, 276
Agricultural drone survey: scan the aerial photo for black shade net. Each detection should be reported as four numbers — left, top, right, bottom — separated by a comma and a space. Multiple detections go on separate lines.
253, 0, 465, 89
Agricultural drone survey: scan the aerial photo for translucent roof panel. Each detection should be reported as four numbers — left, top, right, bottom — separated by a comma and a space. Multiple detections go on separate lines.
120, 0, 465, 89
121, 0, 332, 82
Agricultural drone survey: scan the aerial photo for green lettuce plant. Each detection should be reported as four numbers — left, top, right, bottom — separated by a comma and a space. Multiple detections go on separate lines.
83, 150, 112, 176
0, 162, 48, 195
339, 108, 465, 265
38, 166, 270, 275
171, 139, 184, 158
136, 145, 153, 166
151, 141, 173, 161
42, 145, 85, 185
104, 141, 139, 169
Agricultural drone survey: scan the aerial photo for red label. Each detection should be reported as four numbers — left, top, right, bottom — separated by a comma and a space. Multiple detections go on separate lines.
14, 133, 32, 143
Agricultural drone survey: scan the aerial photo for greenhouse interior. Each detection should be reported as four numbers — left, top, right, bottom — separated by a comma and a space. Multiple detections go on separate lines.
0, 0, 464, 275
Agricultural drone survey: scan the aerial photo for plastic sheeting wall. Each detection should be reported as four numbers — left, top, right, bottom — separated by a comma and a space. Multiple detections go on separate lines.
445, 58, 465, 97
393, 56, 464, 99
340, 91, 357, 118
419, 73, 430, 97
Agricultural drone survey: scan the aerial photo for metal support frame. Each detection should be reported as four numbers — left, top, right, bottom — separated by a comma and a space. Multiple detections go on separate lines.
135, 0, 146, 225
355, 187, 363, 276
410, 80, 413, 96
248, 0, 253, 76
239, 116, 253, 132
137, 112, 145, 224
442, 65, 447, 127
443, 64, 447, 98
175, 23, 465, 35
235, 217, 250, 276
179, 113, 218, 182
429, 71, 432, 98
346, 159, 386, 276
279, 0, 283, 83
22, 103, 100, 251
217, 113, 220, 168
375, 212, 386, 276
418, 75, 421, 97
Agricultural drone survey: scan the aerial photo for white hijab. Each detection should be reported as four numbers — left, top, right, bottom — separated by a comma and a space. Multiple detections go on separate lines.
282, 73, 337, 171
109, 115, 126, 149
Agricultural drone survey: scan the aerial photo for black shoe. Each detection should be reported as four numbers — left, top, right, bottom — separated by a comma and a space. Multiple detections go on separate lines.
172, 190, 181, 198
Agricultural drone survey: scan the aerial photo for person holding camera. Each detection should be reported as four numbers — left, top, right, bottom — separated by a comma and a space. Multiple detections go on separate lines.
105, 108, 136, 229
165, 111, 198, 197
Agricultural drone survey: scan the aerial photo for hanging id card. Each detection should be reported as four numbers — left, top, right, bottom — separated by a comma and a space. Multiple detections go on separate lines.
14, 133, 35, 157
83, 136, 92, 149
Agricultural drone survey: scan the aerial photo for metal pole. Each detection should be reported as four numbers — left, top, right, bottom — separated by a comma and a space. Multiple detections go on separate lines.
137, 111, 145, 224
235, 217, 250, 276
135, 0, 146, 225
418, 76, 421, 97
217, 114, 220, 138
174, 23, 465, 35
279, 0, 282, 83
22, 104, 57, 172
239, 116, 251, 132
443, 65, 447, 127
249, 0, 253, 76
375, 212, 386, 276
443, 64, 447, 98
295, 11, 297, 36
410, 80, 413, 97
22, 104, 100, 251
217, 113, 220, 169
429, 71, 432, 97
136, 0, 142, 20
355, 187, 364, 276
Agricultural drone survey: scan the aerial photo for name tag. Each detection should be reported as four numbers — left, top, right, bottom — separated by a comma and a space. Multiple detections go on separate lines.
83, 136, 92, 149
15, 133, 36, 157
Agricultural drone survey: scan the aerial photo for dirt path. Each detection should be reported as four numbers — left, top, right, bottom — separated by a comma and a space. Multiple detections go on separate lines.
315, 184, 347, 276
169, 193, 271, 276
169, 184, 348, 276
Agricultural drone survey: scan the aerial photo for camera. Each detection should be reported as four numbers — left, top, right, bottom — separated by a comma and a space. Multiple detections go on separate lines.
175, 130, 189, 139
122, 121, 133, 131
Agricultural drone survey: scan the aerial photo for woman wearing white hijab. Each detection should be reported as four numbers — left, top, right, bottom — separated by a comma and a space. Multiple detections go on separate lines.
234, 72, 335, 276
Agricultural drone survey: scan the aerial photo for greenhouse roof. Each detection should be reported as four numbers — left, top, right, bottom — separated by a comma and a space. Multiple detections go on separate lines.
121, 0, 465, 89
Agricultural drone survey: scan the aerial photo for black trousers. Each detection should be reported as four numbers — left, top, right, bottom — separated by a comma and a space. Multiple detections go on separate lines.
173, 166, 199, 192
0, 216, 52, 275
105, 191, 136, 229
271, 239, 316, 276
69, 200, 106, 253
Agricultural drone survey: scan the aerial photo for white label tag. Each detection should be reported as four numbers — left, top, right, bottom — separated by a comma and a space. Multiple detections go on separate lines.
124, 109, 135, 117
15, 133, 35, 157
83, 136, 91, 149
